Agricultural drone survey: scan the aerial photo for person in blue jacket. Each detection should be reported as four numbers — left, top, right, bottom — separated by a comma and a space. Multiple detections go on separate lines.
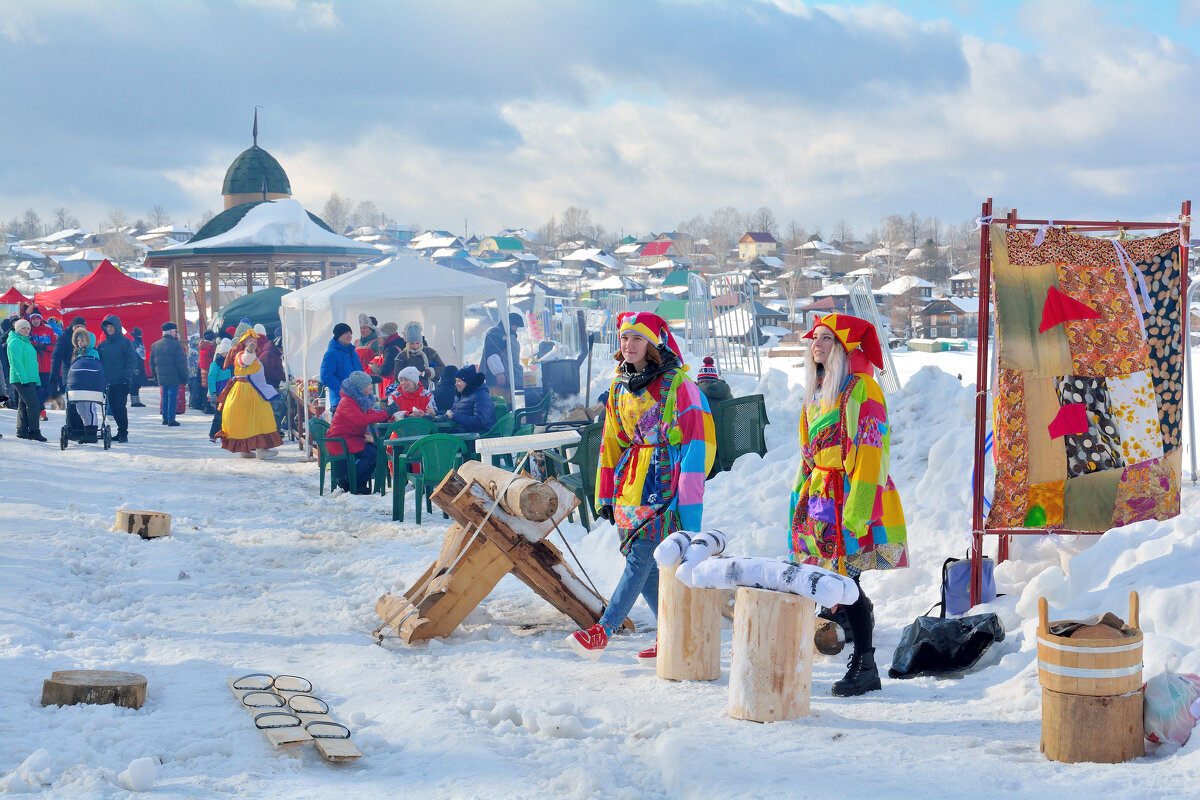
445, 364, 496, 433
96, 314, 139, 443
320, 322, 359, 411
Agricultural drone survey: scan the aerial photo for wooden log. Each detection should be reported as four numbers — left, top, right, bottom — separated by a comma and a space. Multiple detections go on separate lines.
728, 587, 813, 723
432, 473, 633, 632
455, 461, 559, 521
42, 670, 147, 709
1041, 687, 1145, 763
116, 510, 171, 539
657, 565, 722, 681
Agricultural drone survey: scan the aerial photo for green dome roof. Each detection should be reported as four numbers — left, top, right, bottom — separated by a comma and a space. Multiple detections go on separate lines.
221, 145, 291, 196
188, 201, 333, 244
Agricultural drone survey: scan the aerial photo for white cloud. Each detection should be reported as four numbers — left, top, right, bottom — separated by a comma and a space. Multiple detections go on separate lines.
298, 2, 340, 30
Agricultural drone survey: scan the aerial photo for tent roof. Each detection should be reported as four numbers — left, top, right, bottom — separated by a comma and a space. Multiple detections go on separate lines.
280, 254, 509, 310
34, 260, 167, 310
0, 286, 31, 303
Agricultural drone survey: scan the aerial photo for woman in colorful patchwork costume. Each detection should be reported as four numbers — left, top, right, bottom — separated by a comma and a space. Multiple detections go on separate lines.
216, 329, 283, 460
791, 312, 907, 696
567, 312, 715, 662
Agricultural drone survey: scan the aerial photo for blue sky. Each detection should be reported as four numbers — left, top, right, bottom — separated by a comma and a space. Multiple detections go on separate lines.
0, 0, 1196, 240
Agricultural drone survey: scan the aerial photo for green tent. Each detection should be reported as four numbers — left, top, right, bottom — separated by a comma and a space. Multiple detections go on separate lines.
213, 287, 292, 337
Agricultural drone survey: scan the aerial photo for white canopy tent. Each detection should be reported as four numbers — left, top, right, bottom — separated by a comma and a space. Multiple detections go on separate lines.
279, 255, 516, 441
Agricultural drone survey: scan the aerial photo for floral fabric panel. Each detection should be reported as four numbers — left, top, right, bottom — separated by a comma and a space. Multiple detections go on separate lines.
1133, 243, 1183, 452
1024, 480, 1065, 528
1106, 371, 1164, 465
987, 368, 1030, 528
1054, 375, 1123, 477
1111, 456, 1179, 528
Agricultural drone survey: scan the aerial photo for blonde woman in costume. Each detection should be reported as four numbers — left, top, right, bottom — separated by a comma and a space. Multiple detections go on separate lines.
216, 330, 282, 460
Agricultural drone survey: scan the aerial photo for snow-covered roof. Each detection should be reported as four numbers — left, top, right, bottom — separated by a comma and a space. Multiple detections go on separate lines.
59, 249, 107, 261
812, 284, 851, 297
562, 248, 619, 270
878, 275, 935, 295
797, 240, 843, 254
432, 247, 464, 259
158, 199, 372, 252
950, 271, 974, 281
147, 225, 195, 237
758, 256, 785, 269
36, 228, 85, 243
412, 236, 462, 251
905, 247, 925, 261
614, 243, 641, 255
845, 266, 875, 277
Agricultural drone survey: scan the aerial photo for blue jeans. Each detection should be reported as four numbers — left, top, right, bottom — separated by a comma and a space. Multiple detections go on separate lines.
598, 536, 659, 637
161, 384, 178, 423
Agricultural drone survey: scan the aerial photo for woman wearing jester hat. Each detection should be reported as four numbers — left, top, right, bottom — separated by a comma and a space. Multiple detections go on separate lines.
792, 312, 907, 696
215, 329, 283, 460
567, 312, 716, 662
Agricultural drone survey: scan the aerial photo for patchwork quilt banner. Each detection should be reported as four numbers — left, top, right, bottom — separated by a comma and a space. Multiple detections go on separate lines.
987, 227, 1182, 532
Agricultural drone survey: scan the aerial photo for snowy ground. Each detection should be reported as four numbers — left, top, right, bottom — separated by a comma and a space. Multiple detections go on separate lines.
2, 346, 1198, 799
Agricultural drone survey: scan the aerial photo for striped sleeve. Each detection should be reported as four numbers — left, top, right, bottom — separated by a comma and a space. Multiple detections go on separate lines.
672, 379, 716, 531
842, 376, 889, 537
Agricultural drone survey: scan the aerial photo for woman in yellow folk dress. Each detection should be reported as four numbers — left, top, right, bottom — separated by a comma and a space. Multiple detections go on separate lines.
216, 330, 282, 460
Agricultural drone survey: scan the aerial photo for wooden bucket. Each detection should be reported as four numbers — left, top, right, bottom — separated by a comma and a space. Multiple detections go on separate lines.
1037, 593, 1143, 696
728, 587, 813, 723
657, 565, 722, 681
1038, 591, 1145, 764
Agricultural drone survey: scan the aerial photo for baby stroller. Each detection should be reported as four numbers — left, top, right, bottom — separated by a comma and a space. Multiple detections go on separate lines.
61, 356, 112, 450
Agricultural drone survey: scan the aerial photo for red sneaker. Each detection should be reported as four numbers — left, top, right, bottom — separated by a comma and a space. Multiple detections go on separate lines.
567, 624, 608, 660
636, 642, 657, 665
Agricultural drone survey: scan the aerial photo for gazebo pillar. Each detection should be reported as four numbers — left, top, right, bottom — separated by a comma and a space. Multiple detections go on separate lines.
267, 256, 277, 288
209, 261, 220, 322
195, 270, 208, 330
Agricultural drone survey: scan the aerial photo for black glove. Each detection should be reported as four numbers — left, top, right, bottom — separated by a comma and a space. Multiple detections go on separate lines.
370, 374, 383, 384
598, 505, 615, 523
384, 402, 400, 416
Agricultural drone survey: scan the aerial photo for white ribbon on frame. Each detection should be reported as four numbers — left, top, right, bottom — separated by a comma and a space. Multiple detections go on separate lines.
1111, 239, 1152, 340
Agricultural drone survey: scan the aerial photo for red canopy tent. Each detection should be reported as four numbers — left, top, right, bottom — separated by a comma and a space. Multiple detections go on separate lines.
1, 286, 31, 305
34, 260, 169, 372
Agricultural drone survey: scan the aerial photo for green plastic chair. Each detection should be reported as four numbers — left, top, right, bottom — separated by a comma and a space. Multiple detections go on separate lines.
492, 396, 509, 419
543, 420, 605, 530
513, 390, 554, 436
712, 394, 770, 473
376, 417, 439, 493
309, 418, 359, 496
477, 411, 517, 468
393, 434, 470, 523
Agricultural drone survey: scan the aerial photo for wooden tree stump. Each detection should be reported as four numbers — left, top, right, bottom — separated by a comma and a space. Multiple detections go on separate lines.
1041, 688, 1144, 763
728, 587, 813, 723
657, 565, 721, 681
116, 510, 171, 539
41, 670, 147, 709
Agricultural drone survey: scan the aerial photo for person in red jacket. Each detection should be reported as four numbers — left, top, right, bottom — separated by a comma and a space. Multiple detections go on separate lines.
198, 331, 217, 412
384, 366, 435, 417
325, 370, 396, 494
26, 309, 56, 420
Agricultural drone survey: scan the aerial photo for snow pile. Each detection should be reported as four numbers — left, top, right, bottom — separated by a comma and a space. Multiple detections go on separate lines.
0, 344, 1198, 797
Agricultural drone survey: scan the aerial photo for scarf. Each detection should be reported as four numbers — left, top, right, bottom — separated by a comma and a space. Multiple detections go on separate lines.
340, 378, 377, 412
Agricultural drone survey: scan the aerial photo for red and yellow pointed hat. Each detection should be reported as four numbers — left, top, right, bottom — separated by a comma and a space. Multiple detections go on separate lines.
803, 312, 884, 369
617, 311, 683, 360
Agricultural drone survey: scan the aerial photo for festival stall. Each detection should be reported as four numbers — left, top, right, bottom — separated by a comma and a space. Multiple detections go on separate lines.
969, 199, 1192, 602
279, 254, 515, 445
1, 286, 31, 318
33, 260, 170, 371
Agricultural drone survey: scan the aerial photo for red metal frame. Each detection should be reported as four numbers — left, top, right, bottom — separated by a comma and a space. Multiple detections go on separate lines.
969, 198, 1192, 604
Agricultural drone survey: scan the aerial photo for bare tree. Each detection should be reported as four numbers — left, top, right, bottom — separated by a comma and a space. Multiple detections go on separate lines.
536, 214, 558, 254
832, 219, 854, 244
881, 214, 906, 281
747, 206, 779, 239
198, 209, 216, 229
780, 249, 811, 323
351, 200, 383, 230
560, 206, 594, 241
906, 211, 923, 248
147, 205, 172, 228
704, 206, 743, 270
322, 192, 351, 234
925, 216, 942, 247
783, 219, 807, 261
22, 209, 43, 239
106, 209, 128, 232
52, 207, 80, 231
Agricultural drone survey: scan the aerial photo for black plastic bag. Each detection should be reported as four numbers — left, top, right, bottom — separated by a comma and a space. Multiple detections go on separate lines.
888, 613, 1005, 679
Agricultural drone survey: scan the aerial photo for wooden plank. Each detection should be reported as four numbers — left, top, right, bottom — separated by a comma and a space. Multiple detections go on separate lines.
275, 688, 361, 762
227, 678, 312, 749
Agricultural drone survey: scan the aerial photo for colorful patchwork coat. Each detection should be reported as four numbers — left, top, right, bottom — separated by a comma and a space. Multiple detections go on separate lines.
789, 372, 908, 572
596, 366, 716, 555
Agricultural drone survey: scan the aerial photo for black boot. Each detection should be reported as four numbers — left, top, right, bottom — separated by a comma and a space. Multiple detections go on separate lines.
832, 647, 881, 697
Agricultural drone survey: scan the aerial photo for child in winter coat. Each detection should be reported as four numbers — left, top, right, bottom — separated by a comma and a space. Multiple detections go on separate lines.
207, 338, 234, 441
65, 329, 107, 429
567, 312, 715, 663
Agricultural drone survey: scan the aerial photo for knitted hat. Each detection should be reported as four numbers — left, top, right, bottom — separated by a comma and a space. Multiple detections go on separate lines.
697, 356, 719, 382
202, 330, 216, 341
216, 338, 233, 355
404, 321, 422, 343
508, 311, 524, 329
333, 322, 353, 338
14, 318, 31, 333
253, 324, 267, 336
457, 364, 485, 392
358, 313, 375, 331
802, 312, 884, 370
616, 312, 682, 361
162, 321, 177, 332
347, 370, 373, 393
70, 316, 86, 328
28, 306, 41, 319
397, 366, 421, 386
380, 321, 399, 337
